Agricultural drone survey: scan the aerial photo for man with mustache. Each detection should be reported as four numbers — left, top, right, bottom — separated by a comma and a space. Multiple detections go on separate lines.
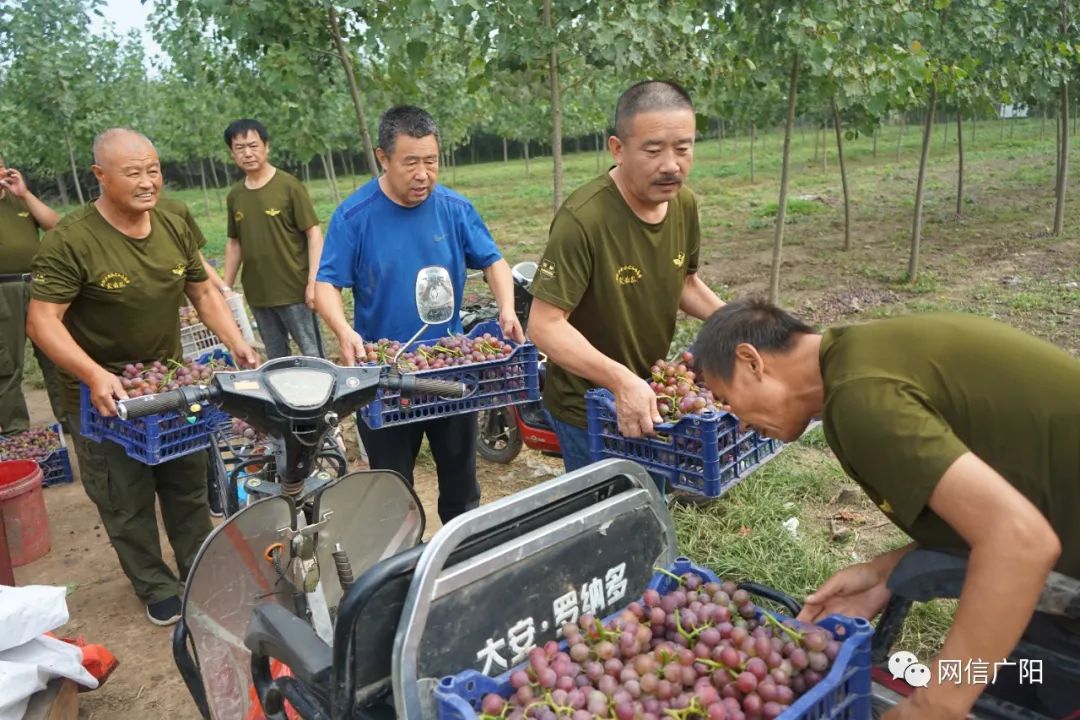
223, 118, 324, 359
27, 128, 259, 626
315, 105, 523, 523
528, 80, 726, 472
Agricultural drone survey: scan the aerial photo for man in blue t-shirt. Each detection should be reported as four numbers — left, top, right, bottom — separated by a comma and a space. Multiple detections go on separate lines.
315, 105, 524, 522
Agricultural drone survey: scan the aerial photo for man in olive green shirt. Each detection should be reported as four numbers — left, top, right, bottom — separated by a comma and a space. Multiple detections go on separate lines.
528, 81, 725, 472
692, 300, 1079, 719
223, 119, 324, 359
27, 128, 259, 627
0, 157, 66, 433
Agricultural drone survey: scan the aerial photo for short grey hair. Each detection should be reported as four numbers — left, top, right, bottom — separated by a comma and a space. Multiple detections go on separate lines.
378, 106, 440, 156
614, 81, 694, 140
93, 128, 155, 165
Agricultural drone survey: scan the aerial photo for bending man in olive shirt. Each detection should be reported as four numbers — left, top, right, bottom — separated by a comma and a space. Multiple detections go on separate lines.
0, 157, 66, 432
528, 81, 726, 472
692, 299, 1080, 719
223, 118, 324, 359
27, 129, 259, 627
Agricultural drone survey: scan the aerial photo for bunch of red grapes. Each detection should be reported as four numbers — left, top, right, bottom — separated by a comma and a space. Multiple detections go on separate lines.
229, 418, 264, 442
648, 352, 720, 423
362, 332, 516, 371
480, 573, 841, 720
118, 358, 229, 398
0, 426, 62, 462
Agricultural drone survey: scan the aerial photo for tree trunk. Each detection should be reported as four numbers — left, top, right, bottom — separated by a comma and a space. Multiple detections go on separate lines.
64, 131, 84, 204
872, 126, 878, 159
545, 0, 562, 217
749, 123, 756, 183
345, 151, 357, 189
832, 98, 852, 251
524, 139, 530, 177
821, 126, 828, 172
55, 176, 69, 207
199, 158, 211, 214
320, 152, 340, 205
896, 117, 905, 162
769, 55, 800, 305
956, 114, 965, 216
908, 85, 938, 283
329, 148, 343, 200
207, 155, 224, 210
303, 161, 310, 184
1010, 114, 1016, 138
327, 2, 377, 177
941, 110, 949, 149
999, 110, 1005, 141
503, 137, 508, 163
1054, 80, 1070, 236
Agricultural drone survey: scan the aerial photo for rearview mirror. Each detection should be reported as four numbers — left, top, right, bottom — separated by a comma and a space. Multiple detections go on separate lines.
415, 266, 455, 325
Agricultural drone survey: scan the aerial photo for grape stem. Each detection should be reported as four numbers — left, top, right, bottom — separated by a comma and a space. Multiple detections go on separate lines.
763, 612, 805, 643
652, 567, 685, 585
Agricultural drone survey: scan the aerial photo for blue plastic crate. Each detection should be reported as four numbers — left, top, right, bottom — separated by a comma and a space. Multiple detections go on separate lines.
0, 422, 73, 487
79, 380, 227, 466
360, 321, 540, 429
435, 558, 873, 720
585, 388, 783, 498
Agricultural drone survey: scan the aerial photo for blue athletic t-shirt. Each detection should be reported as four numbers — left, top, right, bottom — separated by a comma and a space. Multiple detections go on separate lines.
318, 179, 502, 343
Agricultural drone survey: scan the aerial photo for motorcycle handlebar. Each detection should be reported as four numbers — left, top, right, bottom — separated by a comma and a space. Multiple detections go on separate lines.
390, 374, 468, 398
117, 386, 219, 420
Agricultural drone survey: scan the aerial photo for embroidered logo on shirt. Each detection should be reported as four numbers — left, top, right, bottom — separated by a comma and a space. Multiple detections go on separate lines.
100, 272, 131, 290
264, 208, 281, 217
673, 252, 686, 268
878, 500, 894, 515
17, 211, 30, 218
172, 264, 186, 276
615, 265, 643, 286
234, 211, 245, 223
539, 259, 556, 280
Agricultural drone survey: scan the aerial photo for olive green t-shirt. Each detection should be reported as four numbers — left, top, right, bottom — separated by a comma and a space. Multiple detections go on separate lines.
157, 196, 207, 249
530, 173, 701, 427
820, 313, 1080, 580
31, 203, 208, 412
226, 170, 318, 308
0, 193, 41, 273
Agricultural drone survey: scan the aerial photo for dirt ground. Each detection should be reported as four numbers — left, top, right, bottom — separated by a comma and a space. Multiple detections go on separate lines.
12, 388, 559, 719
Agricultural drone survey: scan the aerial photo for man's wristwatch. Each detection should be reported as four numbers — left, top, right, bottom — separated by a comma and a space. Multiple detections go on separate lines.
219, 285, 232, 294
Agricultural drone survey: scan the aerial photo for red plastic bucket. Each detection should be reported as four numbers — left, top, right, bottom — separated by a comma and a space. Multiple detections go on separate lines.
0, 460, 50, 567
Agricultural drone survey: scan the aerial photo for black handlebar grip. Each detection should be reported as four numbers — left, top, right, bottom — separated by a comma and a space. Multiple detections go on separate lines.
117, 386, 217, 420
407, 376, 468, 398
